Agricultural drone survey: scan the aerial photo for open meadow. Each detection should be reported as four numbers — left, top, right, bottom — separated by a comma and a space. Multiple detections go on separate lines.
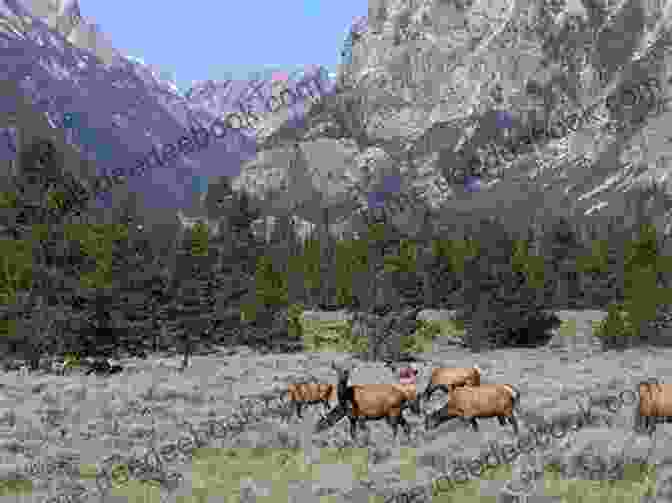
0, 310, 671, 503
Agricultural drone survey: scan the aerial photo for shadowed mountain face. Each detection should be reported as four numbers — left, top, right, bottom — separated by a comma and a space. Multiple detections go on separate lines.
0, 0, 335, 219
4, 0, 672, 236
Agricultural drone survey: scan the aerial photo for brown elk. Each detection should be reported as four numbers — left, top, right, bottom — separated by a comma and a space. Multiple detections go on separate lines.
314, 363, 413, 441
637, 378, 672, 435
285, 381, 337, 420
423, 365, 481, 401
425, 383, 520, 434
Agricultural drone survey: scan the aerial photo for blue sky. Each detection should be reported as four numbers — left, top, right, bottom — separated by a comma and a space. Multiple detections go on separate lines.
81, 0, 367, 93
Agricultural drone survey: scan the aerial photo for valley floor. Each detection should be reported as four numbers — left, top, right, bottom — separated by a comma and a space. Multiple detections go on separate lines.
1, 310, 671, 502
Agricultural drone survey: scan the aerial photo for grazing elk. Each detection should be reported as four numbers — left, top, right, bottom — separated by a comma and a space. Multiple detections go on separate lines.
637, 378, 672, 435
423, 365, 481, 401
425, 383, 521, 434
285, 381, 337, 420
315, 363, 413, 442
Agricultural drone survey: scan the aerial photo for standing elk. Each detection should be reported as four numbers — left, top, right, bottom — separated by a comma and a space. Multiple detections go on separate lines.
636, 378, 672, 435
423, 365, 481, 401
314, 363, 413, 442
425, 383, 521, 434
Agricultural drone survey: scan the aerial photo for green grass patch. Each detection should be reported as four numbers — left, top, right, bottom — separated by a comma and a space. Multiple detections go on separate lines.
183, 447, 379, 502
78, 464, 98, 480
0, 478, 32, 496
315, 447, 369, 480
541, 462, 656, 502
431, 464, 512, 503
427, 319, 466, 338
431, 462, 657, 503
404, 319, 465, 353
63, 352, 82, 369
402, 320, 443, 353
399, 448, 417, 481
321, 497, 383, 503
89, 449, 660, 503
300, 318, 367, 353
187, 448, 312, 503
299, 317, 466, 354
592, 304, 635, 340
558, 319, 578, 338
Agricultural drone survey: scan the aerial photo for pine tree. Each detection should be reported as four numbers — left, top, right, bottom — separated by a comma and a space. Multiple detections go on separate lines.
173, 221, 218, 370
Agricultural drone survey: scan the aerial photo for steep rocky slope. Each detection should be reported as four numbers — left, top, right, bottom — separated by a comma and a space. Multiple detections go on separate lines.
229, 0, 672, 238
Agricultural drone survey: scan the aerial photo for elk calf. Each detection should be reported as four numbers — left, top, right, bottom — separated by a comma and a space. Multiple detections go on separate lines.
637, 379, 672, 435
286, 381, 337, 420
425, 383, 520, 434
315, 363, 412, 441
423, 366, 481, 401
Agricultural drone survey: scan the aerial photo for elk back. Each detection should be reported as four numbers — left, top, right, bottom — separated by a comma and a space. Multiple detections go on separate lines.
640, 382, 672, 417
346, 384, 405, 417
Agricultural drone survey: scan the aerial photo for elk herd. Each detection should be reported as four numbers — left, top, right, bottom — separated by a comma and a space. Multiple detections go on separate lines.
283, 363, 672, 441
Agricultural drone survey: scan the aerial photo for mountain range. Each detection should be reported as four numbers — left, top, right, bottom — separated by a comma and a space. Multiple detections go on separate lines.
4, 0, 672, 242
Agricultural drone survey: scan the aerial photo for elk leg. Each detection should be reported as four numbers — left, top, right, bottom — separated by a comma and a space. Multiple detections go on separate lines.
296, 403, 303, 419
635, 413, 646, 433
468, 417, 479, 431
509, 415, 519, 435
387, 415, 400, 439
647, 417, 655, 436
349, 417, 358, 441
497, 416, 507, 426
399, 415, 411, 438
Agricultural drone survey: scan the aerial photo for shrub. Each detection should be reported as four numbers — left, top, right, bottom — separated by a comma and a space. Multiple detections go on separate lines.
300, 317, 367, 353
459, 266, 560, 349
240, 302, 258, 323
63, 352, 81, 369
593, 302, 635, 350
401, 320, 442, 353
287, 303, 304, 339
460, 300, 561, 348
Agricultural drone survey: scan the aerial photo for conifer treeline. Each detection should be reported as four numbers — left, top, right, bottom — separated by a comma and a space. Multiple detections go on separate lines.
1, 138, 672, 364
